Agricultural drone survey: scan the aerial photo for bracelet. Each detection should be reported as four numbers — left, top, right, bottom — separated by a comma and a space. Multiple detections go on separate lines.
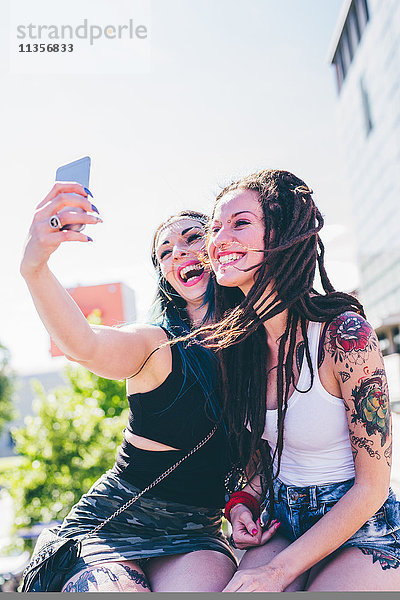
224, 491, 261, 523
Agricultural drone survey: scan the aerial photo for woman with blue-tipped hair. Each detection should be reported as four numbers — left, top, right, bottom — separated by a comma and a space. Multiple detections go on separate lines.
21, 183, 274, 591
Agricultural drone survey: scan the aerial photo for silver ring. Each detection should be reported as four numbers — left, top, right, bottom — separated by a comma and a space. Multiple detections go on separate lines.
49, 215, 62, 230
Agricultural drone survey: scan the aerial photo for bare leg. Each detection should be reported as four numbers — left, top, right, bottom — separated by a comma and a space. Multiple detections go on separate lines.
145, 550, 236, 592
61, 560, 150, 592
307, 547, 400, 591
238, 534, 309, 591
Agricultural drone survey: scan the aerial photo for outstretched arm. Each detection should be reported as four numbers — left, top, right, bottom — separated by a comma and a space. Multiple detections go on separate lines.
21, 183, 165, 380
224, 312, 391, 592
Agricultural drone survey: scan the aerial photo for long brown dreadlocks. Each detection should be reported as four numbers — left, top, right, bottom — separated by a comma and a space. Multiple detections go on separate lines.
191, 169, 365, 520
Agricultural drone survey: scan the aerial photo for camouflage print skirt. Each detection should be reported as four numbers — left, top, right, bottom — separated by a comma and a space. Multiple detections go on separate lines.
58, 469, 236, 580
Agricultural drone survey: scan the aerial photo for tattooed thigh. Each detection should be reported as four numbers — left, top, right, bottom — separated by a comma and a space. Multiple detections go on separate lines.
360, 547, 400, 571
62, 561, 151, 592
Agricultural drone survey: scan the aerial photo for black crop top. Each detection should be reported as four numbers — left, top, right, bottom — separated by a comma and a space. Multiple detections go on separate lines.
126, 340, 217, 450
113, 338, 230, 508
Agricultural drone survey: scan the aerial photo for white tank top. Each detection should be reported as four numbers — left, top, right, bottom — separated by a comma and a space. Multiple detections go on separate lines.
259, 321, 355, 486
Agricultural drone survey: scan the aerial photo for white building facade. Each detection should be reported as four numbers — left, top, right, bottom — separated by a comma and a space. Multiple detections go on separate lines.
329, 0, 400, 402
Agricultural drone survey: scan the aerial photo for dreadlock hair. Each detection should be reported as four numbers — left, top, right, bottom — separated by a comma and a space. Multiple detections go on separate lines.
189, 169, 365, 522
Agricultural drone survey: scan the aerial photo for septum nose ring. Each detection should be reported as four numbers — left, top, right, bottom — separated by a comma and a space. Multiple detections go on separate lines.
216, 241, 230, 250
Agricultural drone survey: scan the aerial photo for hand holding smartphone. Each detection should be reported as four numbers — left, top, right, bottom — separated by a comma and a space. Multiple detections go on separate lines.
55, 156, 91, 231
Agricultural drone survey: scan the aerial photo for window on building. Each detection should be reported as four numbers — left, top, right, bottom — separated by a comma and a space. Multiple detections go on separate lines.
360, 77, 373, 135
333, 44, 347, 89
345, 22, 355, 61
356, 0, 370, 32
348, 3, 361, 49
332, 0, 370, 93
334, 48, 345, 89
341, 27, 352, 71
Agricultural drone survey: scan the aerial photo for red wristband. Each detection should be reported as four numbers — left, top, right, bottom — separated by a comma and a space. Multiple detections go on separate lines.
224, 491, 261, 523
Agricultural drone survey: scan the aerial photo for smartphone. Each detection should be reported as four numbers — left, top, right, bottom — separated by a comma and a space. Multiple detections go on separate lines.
55, 156, 91, 231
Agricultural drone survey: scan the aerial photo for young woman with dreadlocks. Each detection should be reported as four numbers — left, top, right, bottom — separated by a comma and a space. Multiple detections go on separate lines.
21, 184, 280, 592
199, 169, 400, 591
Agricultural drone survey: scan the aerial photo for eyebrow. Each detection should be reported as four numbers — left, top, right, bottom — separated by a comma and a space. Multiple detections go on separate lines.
159, 226, 203, 247
212, 210, 257, 222
182, 226, 202, 236
232, 211, 256, 217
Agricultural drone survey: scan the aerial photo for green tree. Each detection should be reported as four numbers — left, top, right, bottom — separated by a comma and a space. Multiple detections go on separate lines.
4, 364, 128, 531
0, 341, 15, 434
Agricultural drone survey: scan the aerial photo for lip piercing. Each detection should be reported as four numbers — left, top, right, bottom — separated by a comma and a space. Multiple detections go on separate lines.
49, 214, 62, 230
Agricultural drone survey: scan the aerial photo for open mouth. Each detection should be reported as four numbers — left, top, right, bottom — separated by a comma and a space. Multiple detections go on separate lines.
217, 252, 245, 267
178, 261, 205, 286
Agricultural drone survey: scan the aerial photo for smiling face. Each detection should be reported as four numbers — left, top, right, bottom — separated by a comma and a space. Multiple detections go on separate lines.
155, 217, 209, 304
207, 188, 266, 295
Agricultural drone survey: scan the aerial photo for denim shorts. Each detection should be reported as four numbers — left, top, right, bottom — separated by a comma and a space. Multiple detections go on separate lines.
260, 478, 400, 570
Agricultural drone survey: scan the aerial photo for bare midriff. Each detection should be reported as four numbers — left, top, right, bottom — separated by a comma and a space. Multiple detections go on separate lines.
124, 428, 180, 452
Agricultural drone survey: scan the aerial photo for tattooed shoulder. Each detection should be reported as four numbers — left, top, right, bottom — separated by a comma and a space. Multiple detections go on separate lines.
324, 312, 378, 366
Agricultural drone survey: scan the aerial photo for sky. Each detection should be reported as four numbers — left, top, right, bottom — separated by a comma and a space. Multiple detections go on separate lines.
0, 0, 359, 374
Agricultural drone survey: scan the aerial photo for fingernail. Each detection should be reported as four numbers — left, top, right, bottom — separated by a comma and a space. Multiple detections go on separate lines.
91, 204, 99, 214
257, 518, 261, 525
84, 187, 94, 198
275, 521, 281, 527
251, 528, 257, 535
87, 236, 93, 242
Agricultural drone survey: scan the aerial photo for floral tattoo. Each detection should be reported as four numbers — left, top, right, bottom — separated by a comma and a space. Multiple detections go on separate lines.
325, 313, 378, 365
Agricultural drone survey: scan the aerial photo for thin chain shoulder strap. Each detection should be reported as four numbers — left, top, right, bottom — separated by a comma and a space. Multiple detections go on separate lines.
81, 425, 217, 541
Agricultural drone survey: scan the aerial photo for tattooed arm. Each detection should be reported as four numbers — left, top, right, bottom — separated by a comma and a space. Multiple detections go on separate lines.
224, 312, 392, 592
271, 313, 390, 581
324, 311, 391, 472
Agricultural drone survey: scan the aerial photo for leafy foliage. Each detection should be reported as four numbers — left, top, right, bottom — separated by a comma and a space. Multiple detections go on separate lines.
4, 364, 127, 530
0, 341, 15, 434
